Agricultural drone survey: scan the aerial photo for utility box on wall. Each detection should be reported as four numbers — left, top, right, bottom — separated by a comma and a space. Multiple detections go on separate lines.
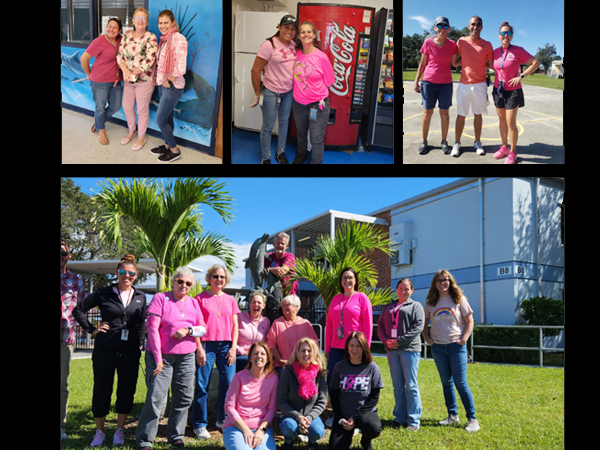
389, 222, 413, 266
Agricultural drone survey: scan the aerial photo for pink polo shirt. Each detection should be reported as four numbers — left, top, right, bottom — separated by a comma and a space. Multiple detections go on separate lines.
223, 369, 278, 430
237, 311, 270, 356
325, 292, 373, 352
194, 291, 240, 341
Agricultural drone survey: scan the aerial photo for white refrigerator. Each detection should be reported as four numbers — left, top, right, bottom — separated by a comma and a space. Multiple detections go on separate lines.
234, 11, 289, 134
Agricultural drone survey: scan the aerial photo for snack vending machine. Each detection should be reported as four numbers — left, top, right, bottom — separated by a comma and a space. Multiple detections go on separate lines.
361, 8, 393, 149
293, 3, 375, 148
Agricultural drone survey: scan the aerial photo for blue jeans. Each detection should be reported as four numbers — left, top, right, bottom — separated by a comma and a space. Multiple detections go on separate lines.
279, 415, 325, 444
260, 87, 293, 160
192, 341, 236, 428
223, 426, 275, 450
156, 85, 184, 149
431, 343, 476, 420
89, 80, 123, 130
386, 350, 421, 427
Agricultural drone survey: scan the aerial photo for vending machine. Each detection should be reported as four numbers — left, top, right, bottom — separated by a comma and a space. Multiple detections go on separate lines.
293, 3, 375, 148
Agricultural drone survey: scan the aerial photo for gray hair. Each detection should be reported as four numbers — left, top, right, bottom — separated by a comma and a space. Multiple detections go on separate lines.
275, 232, 290, 243
171, 266, 196, 285
281, 294, 301, 309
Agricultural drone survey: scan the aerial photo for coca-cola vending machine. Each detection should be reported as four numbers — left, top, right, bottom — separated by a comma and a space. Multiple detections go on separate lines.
293, 3, 375, 148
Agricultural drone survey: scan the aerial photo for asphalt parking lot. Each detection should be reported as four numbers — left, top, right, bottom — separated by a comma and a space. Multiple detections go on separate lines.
403, 81, 564, 164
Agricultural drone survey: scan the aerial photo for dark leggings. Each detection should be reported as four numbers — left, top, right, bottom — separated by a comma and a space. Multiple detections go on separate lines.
328, 410, 382, 450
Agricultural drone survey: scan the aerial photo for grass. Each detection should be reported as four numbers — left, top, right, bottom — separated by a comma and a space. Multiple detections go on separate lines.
61, 356, 563, 449
402, 69, 565, 90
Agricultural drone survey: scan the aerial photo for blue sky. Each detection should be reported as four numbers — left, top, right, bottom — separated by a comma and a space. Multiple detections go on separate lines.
70, 178, 460, 288
403, 0, 564, 58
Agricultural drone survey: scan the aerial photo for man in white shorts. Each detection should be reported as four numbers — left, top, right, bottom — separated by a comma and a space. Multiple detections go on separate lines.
451, 16, 493, 157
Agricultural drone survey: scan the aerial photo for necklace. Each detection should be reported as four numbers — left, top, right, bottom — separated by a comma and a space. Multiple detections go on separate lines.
172, 292, 186, 317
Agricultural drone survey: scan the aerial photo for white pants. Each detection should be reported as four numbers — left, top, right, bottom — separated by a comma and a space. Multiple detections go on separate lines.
456, 82, 488, 116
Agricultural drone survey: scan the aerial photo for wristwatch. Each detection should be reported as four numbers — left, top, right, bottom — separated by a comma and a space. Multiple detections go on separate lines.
520, 74, 525, 79
260, 426, 267, 432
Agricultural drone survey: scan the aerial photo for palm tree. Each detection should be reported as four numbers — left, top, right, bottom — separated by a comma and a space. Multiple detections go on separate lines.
293, 220, 395, 309
92, 178, 236, 291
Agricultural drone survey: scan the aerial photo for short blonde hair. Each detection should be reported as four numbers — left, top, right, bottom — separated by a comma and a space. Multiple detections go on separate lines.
132, 7, 150, 31
288, 337, 326, 376
205, 264, 231, 286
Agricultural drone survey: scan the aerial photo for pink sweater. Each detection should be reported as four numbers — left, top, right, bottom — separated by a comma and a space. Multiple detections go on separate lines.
223, 369, 278, 430
325, 292, 373, 352
267, 316, 318, 367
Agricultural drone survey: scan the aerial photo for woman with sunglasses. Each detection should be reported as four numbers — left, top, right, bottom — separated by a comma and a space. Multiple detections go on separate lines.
192, 264, 240, 440
73, 254, 147, 447
414, 16, 458, 155
136, 267, 206, 448
491, 22, 540, 164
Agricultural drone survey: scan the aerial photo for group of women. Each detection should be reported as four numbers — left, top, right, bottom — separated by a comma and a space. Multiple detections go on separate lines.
251, 15, 335, 165
80, 8, 187, 163
72, 256, 480, 449
414, 15, 540, 164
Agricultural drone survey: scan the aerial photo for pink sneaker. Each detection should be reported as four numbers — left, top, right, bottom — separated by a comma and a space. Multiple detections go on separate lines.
90, 430, 105, 447
113, 428, 126, 446
494, 145, 510, 159
505, 152, 517, 164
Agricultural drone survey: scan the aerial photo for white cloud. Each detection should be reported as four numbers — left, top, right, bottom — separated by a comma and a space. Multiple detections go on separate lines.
408, 15, 433, 30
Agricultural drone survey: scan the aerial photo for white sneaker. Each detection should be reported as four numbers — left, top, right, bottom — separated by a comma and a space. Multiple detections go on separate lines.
215, 421, 225, 430
90, 430, 106, 447
474, 141, 485, 155
465, 418, 480, 432
451, 142, 461, 157
438, 414, 459, 425
325, 417, 333, 427
194, 427, 210, 439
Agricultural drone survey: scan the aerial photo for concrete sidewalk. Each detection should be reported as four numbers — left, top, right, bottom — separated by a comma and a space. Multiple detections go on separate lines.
403, 82, 564, 164
62, 108, 222, 164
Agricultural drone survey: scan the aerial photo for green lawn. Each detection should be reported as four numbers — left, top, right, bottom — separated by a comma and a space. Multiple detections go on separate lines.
61, 356, 564, 449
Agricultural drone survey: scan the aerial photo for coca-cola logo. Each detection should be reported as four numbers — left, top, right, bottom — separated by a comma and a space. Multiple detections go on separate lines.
329, 21, 356, 97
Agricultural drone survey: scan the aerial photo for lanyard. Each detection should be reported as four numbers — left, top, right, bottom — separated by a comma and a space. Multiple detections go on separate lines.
500, 45, 511, 81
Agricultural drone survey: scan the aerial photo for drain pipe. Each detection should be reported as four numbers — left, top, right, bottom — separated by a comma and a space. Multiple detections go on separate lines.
478, 178, 485, 324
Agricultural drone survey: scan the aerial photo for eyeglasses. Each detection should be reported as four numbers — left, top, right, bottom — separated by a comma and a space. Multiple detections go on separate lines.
135, 16, 148, 21
176, 279, 193, 287
436, 278, 450, 284
500, 31, 513, 36
118, 269, 137, 277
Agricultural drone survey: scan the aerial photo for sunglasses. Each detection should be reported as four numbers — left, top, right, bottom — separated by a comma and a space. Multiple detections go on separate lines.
118, 269, 137, 277
436, 24, 449, 29
500, 31, 513, 36
61, 250, 69, 257
176, 278, 193, 287
211, 274, 227, 280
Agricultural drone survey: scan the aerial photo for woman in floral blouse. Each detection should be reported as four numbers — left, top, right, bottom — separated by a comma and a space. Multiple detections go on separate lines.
116, 7, 157, 152
150, 10, 188, 163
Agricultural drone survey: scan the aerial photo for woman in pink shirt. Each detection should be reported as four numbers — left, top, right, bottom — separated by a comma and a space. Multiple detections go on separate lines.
136, 267, 206, 448
80, 18, 123, 146
491, 22, 540, 164
414, 16, 458, 156
236, 293, 270, 372
267, 294, 318, 376
223, 342, 278, 450
193, 264, 240, 439
292, 22, 335, 164
250, 14, 299, 164
325, 268, 373, 392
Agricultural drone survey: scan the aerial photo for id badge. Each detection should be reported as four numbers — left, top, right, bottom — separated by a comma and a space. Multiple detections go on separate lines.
391, 329, 397, 338
309, 107, 317, 121
121, 329, 129, 341
337, 324, 344, 340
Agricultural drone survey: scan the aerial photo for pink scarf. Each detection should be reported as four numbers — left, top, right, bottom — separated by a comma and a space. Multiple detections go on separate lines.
159, 27, 178, 78
292, 361, 319, 400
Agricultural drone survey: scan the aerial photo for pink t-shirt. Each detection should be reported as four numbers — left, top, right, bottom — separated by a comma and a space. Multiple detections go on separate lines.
264, 251, 299, 295
223, 370, 278, 430
237, 311, 270, 356
85, 34, 123, 83
493, 45, 533, 91
420, 38, 457, 84
194, 291, 240, 341
146, 292, 206, 355
325, 292, 373, 353
267, 315, 318, 367
257, 38, 297, 93
293, 48, 335, 105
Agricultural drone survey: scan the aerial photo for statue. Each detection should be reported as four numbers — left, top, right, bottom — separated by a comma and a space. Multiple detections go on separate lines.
245, 234, 282, 323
